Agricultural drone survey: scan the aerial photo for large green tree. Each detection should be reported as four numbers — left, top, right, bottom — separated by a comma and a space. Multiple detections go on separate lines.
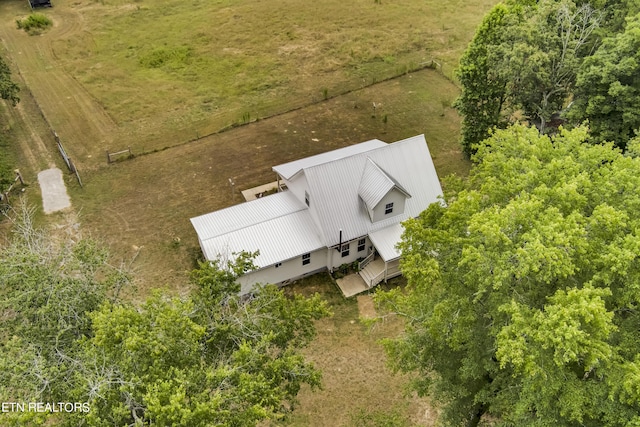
80, 264, 330, 427
568, 13, 640, 148
455, 0, 606, 154
377, 124, 640, 426
454, 3, 515, 156
0, 205, 129, 417
0, 208, 330, 426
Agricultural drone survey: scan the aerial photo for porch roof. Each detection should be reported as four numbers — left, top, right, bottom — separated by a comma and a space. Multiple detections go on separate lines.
368, 223, 404, 262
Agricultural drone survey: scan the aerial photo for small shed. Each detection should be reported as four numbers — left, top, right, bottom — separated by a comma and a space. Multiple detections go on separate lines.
28, 0, 52, 8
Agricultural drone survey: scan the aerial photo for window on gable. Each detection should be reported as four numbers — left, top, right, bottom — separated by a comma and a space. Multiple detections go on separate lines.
341, 243, 350, 258
302, 253, 311, 266
385, 202, 394, 215
305, 191, 310, 207
358, 238, 366, 252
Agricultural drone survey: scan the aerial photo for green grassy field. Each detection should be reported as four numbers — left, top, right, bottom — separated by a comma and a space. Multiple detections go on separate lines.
52, 0, 496, 155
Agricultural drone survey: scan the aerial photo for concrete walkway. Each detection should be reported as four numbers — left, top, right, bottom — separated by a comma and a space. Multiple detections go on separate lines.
38, 168, 71, 214
336, 273, 369, 298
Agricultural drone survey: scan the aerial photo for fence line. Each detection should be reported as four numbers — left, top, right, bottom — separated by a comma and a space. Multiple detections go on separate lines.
53, 130, 83, 187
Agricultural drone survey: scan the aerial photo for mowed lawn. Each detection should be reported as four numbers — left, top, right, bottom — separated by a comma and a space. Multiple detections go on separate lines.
51, 0, 496, 154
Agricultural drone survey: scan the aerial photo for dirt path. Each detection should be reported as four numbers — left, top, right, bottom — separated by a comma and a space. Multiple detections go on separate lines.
0, 0, 119, 170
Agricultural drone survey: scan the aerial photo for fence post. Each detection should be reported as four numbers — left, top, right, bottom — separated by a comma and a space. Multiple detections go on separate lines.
14, 169, 24, 185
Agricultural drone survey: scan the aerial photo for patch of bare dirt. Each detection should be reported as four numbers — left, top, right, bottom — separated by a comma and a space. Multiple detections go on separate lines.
357, 295, 376, 319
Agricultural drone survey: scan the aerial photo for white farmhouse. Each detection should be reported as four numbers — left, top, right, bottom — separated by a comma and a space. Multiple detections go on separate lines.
190, 134, 444, 295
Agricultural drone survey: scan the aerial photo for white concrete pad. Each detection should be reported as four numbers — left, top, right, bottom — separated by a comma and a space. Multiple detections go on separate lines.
38, 168, 71, 214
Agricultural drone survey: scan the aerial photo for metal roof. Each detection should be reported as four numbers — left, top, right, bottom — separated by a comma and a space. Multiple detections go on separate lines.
191, 192, 324, 269
303, 134, 443, 247
358, 158, 411, 210
191, 134, 443, 272
368, 223, 404, 261
190, 191, 305, 241
272, 139, 387, 180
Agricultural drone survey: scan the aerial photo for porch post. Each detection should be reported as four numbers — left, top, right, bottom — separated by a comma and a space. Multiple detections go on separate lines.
384, 260, 388, 283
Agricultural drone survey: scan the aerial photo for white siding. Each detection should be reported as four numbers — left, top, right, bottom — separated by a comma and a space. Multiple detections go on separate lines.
238, 247, 328, 294
329, 236, 370, 270
372, 189, 407, 222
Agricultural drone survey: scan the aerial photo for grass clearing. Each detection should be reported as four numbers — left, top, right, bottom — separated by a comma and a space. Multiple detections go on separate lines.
278, 275, 437, 427
47, 0, 496, 157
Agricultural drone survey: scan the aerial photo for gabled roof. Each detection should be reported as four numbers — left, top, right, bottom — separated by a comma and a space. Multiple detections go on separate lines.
358, 158, 411, 211
302, 134, 443, 247
190, 192, 324, 269
273, 139, 387, 180
191, 191, 305, 241
191, 134, 443, 270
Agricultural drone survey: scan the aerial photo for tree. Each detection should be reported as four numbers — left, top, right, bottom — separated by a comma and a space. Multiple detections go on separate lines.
0, 205, 130, 425
0, 208, 330, 426
454, 3, 515, 156
376, 124, 640, 426
79, 261, 330, 427
504, 1, 602, 133
567, 13, 640, 148
0, 55, 19, 106
455, 0, 603, 154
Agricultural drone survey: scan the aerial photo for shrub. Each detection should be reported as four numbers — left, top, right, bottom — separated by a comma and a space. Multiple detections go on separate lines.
139, 46, 192, 69
16, 13, 52, 34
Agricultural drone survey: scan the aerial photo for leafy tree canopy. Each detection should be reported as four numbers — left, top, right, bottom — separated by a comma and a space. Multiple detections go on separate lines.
377, 124, 640, 426
455, 0, 640, 154
0, 207, 330, 426
568, 13, 640, 147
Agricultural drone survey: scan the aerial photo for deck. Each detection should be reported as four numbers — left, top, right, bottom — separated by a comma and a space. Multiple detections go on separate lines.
335, 258, 401, 298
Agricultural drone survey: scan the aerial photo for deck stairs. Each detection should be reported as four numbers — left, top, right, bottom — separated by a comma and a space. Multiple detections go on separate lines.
358, 258, 386, 288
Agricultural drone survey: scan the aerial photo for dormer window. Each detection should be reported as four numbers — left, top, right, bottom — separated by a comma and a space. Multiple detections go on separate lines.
385, 203, 394, 215
305, 191, 310, 207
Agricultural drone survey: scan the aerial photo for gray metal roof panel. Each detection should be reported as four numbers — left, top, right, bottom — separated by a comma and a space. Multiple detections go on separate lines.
272, 139, 387, 180
190, 191, 305, 241
368, 223, 404, 261
199, 209, 324, 269
304, 134, 443, 247
358, 159, 404, 210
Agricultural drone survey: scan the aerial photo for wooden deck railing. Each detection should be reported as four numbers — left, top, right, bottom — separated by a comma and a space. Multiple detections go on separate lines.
369, 270, 386, 288
359, 252, 375, 271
